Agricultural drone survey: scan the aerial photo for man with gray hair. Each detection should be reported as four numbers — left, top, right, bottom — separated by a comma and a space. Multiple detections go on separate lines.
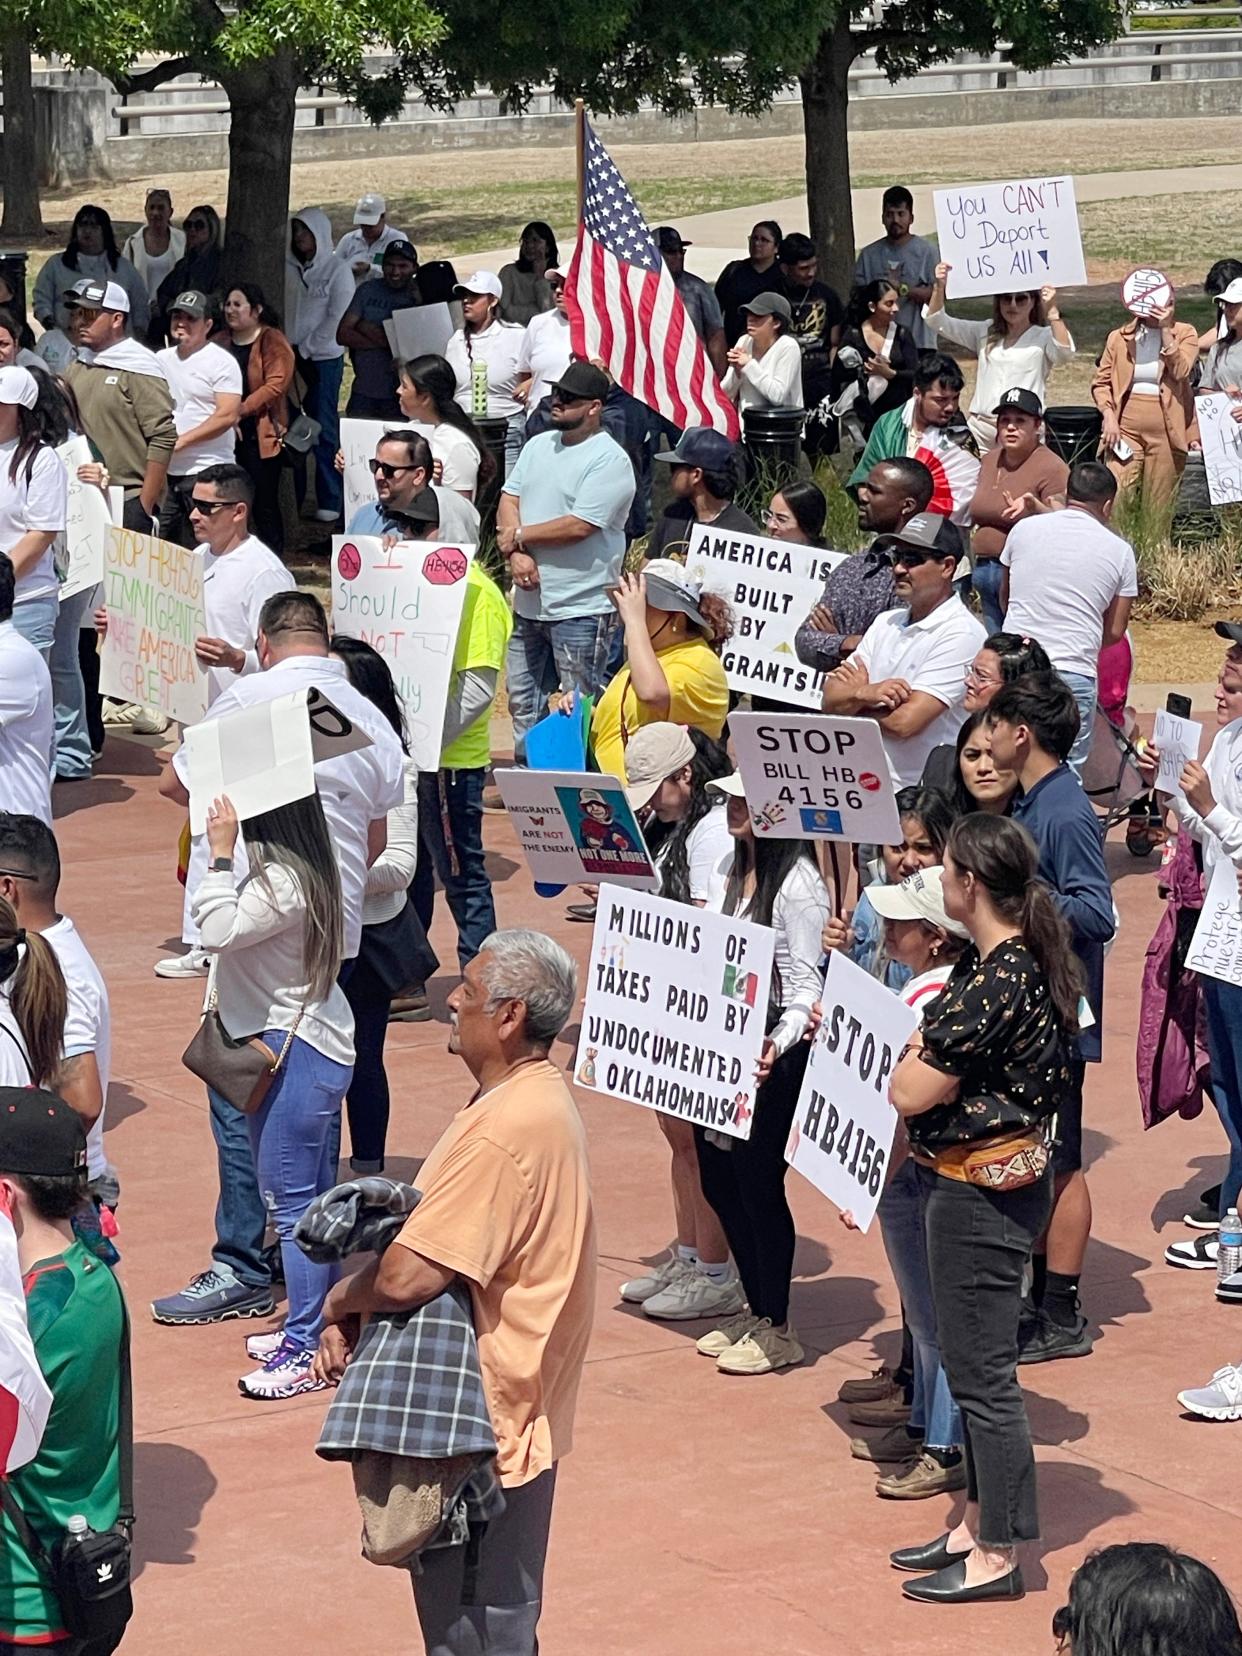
314, 928, 595, 1655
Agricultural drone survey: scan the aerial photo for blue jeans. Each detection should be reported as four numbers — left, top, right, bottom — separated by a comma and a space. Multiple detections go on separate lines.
49, 587, 94, 779
506, 611, 618, 763
1204, 978, 1242, 1218
972, 557, 1005, 637
305, 355, 345, 517
1060, 670, 1097, 778
413, 768, 495, 969
878, 1158, 963, 1451
505, 411, 526, 479
209, 1086, 270, 1290
11, 590, 57, 659
247, 1032, 353, 1350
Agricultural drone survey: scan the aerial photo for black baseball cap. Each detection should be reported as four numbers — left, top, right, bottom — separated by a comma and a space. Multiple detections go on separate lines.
653, 427, 737, 472
551, 361, 611, 403
1214, 621, 1242, 646
0, 1088, 87, 1177
383, 239, 418, 263
388, 486, 440, 528
655, 227, 691, 253
992, 387, 1043, 419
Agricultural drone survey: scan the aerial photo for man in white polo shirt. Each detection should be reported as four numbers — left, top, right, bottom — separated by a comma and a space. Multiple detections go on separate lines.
151, 588, 404, 1328
823, 511, 984, 786
335, 192, 408, 286
1001, 460, 1137, 776
0, 555, 53, 824
156, 290, 243, 547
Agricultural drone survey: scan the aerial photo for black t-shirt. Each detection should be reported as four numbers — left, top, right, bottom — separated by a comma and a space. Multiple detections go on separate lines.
229, 339, 255, 438
908, 939, 1075, 1155
782, 279, 846, 407
646, 499, 760, 562
714, 261, 786, 347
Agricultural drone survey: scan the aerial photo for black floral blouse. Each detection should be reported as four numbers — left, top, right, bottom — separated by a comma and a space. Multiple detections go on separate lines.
907, 939, 1075, 1155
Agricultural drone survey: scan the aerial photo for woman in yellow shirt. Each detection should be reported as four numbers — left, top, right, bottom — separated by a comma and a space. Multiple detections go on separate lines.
591, 558, 732, 779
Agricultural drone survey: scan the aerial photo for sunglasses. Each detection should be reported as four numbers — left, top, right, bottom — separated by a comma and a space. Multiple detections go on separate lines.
551, 392, 593, 408
887, 547, 940, 568
190, 498, 234, 514
70, 307, 103, 322
368, 458, 417, 478
999, 292, 1032, 304
185, 219, 209, 230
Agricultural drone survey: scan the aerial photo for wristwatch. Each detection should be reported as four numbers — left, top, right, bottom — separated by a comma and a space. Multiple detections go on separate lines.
210, 857, 233, 872
898, 282, 910, 299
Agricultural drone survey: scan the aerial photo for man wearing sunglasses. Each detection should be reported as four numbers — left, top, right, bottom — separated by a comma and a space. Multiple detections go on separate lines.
496, 361, 636, 762
346, 430, 480, 545
822, 510, 984, 786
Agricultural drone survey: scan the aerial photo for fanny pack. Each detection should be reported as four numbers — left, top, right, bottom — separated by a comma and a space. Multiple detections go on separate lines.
924, 1126, 1050, 1192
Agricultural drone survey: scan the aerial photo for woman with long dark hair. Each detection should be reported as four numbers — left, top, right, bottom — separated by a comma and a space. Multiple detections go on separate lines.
765, 480, 826, 546
0, 366, 67, 661
499, 221, 560, 325
0, 892, 67, 1090
34, 205, 148, 336
1053, 1543, 1242, 1656
445, 273, 527, 474
692, 772, 830, 1375
830, 278, 920, 432
948, 711, 1019, 819
714, 220, 784, 345
328, 635, 436, 1175
396, 353, 493, 500
890, 813, 1082, 1603
194, 789, 352, 1401
922, 631, 1051, 789
223, 283, 295, 553
154, 205, 224, 346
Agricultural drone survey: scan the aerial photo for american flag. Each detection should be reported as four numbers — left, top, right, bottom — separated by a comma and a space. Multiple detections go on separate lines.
565, 117, 740, 440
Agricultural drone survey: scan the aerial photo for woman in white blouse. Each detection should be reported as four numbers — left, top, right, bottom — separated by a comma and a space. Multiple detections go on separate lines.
444, 272, 527, 475
330, 637, 437, 1175
0, 365, 68, 660
692, 771, 830, 1378
924, 263, 1074, 452
396, 353, 491, 501
722, 292, 804, 413
195, 790, 353, 1402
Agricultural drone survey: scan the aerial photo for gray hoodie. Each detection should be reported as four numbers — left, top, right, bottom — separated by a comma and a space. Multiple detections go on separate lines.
284, 207, 353, 362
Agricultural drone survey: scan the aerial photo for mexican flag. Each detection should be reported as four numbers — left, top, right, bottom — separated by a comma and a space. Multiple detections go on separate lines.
0, 1193, 51, 1473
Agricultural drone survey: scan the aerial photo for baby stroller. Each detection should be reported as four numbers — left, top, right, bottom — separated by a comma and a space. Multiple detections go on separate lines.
1080, 702, 1149, 846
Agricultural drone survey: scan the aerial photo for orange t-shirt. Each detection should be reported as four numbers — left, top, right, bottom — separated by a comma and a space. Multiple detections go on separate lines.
394, 1060, 596, 1487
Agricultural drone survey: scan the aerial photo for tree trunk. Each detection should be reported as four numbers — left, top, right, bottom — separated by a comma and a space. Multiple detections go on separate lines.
1, 34, 45, 238
218, 51, 300, 309
799, 14, 856, 298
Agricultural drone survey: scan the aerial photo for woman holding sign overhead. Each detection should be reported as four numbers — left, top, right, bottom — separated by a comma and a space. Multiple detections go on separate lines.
691, 772, 829, 1376
889, 813, 1082, 1604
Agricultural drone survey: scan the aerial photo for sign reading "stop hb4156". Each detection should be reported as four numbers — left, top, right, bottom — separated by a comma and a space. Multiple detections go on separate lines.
728, 711, 901, 844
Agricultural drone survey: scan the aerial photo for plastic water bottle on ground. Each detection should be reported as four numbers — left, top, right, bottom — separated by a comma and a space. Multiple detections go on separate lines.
1218, 1208, 1242, 1281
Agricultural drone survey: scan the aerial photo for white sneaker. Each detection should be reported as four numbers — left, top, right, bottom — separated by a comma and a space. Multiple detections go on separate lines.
1165, 1235, 1219, 1270
619, 1251, 687, 1304
1178, 1362, 1242, 1420
644, 1265, 746, 1322
313, 507, 340, 523
101, 701, 170, 735
154, 948, 211, 980
245, 1328, 286, 1362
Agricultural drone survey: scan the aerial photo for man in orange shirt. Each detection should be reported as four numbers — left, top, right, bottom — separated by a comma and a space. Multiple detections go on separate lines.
315, 928, 596, 1654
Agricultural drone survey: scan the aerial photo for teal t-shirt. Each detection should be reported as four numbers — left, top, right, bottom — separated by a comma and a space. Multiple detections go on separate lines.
504, 429, 636, 621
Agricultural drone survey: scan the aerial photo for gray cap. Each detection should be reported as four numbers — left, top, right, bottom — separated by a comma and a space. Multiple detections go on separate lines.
742, 292, 793, 323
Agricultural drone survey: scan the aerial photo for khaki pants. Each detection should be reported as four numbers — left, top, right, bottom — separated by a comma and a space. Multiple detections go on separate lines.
1108, 391, 1185, 507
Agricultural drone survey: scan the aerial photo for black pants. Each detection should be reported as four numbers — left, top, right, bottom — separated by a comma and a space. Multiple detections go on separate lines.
237, 433, 287, 555
342, 950, 394, 1168
921, 1165, 1053, 1547
693, 1041, 809, 1325
157, 474, 201, 548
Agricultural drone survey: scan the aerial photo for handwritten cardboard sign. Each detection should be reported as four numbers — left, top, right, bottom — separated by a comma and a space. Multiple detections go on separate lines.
729, 711, 901, 843
56, 436, 123, 601
1153, 708, 1203, 796
99, 526, 208, 725
1196, 392, 1242, 508
934, 175, 1086, 299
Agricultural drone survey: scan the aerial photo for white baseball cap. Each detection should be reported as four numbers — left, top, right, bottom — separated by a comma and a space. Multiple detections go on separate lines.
865, 866, 970, 940
453, 271, 503, 300
0, 366, 38, 410
66, 277, 131, 315
353, 193, 386, 226
705, 772, 746, 799
1217, 278, 1242, 306
642, 557, 711, 634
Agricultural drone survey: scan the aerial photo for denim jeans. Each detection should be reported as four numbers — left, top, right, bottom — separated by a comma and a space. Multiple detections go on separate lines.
922, 1165, 1053, 1547
305, 355, 345, 517
972, 556, 1006, 637
413, 768, 496, 969
1060, 670, 1097, 778
209, 1086, 270, 1289
49, 587, 95, 778
247, 1032, 353, 1350
877, 1158, 962, 1451
505, 410, 527, 479
506, 611, 618, 763
11, 591, 57, 659
1204, 978, 1242, 1217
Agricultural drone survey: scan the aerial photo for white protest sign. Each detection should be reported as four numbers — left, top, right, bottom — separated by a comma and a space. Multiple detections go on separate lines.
184, 686, 373, 834
1187, 859, 1242, 988
331, 535, 474, 773
99, 526, 208, 725
383, 301, 455, 363
574, 886, 775, 1140
1196, 392, 1242, 507
728, 711, 901, 843
340, 417, 398, 528
494, 767, 659, 889
56, 436, 116, 601
786, 950, 917, 1232
1153, 707, 1203, 796
933, 176, 1086, 299
684, 523, 848, 709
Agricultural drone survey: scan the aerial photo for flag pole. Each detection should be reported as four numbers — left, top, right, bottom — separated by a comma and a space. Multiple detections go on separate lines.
575, 99, 586, 220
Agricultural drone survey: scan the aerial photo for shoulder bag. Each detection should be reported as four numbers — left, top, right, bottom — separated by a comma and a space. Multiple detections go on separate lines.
181, 963, 302, 1114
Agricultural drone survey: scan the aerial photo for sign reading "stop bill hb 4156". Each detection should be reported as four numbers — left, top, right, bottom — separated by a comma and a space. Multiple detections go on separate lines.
728, 711, 901, 844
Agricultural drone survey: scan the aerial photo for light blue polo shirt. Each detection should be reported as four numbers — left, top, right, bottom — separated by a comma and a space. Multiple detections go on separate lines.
504, 429, 636, 621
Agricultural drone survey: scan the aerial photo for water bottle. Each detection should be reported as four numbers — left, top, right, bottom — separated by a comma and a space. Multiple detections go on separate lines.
66, 1514, 89, 1539
1218, 1208, 1242, 1282
470, 359, 489, 420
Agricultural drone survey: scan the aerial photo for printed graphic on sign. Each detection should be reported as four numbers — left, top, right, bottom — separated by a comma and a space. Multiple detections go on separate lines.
685, 524, 847, 709
98, 527, 208, 726
933, 175, 1086, 299
554, 785, 651, 878
729, 711, 901, 844
574, 887, 776, 1139
495, 768, 660, 890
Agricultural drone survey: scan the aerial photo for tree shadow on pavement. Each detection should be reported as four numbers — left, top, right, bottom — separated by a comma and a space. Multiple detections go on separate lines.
1086, 1237, 1152, 1330
52, 778, 136, 818
131, 1443, 218, 1575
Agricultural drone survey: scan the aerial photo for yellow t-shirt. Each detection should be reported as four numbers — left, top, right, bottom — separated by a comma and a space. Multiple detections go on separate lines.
394, 1060, 596, 1487
441, 561, 513, 771
591, 637, 729, 780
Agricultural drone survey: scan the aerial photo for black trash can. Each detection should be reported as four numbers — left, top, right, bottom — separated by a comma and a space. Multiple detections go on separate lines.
473, 414, 510, 543
1044, 405, 1103, 469
742, 406, 805, 491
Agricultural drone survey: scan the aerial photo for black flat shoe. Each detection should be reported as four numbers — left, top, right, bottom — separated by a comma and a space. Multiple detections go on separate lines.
901, 1559, 1025, 1604
890, 1533, 972, 1574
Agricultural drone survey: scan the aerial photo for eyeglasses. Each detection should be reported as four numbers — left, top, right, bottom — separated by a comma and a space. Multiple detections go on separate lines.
368, 459, 417, 478
189, 497, 232, 513
965, 665, 1002, 686
185, 219, 208, 231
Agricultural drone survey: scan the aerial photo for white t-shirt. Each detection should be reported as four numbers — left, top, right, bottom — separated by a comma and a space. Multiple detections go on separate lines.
410, 422, 481, 496
1001, 507, 1138, 679
446, 321, 527, 419
900, 963, 954, 1023
0, 621, 53, 823
158, 341, 244, 476
172, 653, 405, 958
200, 536, 295, 704
43, 916, 111, 1180
518, 309, 572, 414
852, 596, 987, 787
335, 224, 409, 285
655, 803, 732, 904
0, 985, 32, 1086
0, 442, 67, 605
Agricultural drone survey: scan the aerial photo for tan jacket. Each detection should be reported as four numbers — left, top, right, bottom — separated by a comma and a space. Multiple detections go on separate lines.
1091, 319, 1199, 454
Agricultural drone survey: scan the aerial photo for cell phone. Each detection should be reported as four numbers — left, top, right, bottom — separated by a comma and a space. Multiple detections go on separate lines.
1166, 693, 1192, 719
1111, 437, 1135, 463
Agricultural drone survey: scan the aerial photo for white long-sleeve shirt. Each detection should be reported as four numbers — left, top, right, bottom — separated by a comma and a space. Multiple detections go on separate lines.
922, 308, 1074, 426
705, 855, 830, 1055
1168, 717, 1242, 879
722, 333, 804, 412
362, 755, 420, 926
